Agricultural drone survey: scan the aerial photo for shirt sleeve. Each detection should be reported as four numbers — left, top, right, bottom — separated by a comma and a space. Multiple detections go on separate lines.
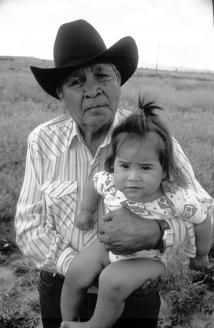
15, 134, 77, 276
172, 188, 207, 224
93, 171, 114, 196
172, 138, 212, 200
163, 138, 214, 255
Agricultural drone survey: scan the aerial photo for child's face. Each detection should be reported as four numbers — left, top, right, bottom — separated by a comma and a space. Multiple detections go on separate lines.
113, 133, 165, 202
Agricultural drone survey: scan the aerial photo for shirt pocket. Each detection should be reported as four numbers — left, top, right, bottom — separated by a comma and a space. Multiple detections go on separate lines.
41, 180, 77, 242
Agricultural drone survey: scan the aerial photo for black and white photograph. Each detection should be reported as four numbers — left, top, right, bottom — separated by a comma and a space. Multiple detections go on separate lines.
0, 1, 214, 327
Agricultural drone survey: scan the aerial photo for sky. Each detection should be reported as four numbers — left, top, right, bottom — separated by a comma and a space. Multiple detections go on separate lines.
0, 0, 214, 71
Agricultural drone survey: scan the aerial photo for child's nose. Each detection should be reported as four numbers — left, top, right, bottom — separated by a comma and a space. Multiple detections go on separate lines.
128, 170, 141, 180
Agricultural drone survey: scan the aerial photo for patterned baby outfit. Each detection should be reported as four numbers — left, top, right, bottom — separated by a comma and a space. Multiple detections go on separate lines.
93, 171, 207, 264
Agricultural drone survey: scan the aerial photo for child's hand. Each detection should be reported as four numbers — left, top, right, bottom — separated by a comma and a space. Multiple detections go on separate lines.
75, 211, 95, 231
189, 254, 209, 271
60, 321, 67, 328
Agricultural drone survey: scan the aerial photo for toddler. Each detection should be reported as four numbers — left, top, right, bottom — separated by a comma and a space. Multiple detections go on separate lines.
61, 100, 212, 328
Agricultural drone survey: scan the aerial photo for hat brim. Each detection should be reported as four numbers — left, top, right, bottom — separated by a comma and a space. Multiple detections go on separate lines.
30, 36, 138, 99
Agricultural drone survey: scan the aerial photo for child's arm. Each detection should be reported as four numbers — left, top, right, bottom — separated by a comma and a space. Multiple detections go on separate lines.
179, 188, 212, 270
169, 187, 212, 270
75, 177, 101, 230
194, 216, 213, 257
190, 215, 212, 270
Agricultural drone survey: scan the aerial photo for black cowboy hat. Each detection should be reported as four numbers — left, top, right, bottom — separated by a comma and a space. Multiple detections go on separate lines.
30, 19, 138, 99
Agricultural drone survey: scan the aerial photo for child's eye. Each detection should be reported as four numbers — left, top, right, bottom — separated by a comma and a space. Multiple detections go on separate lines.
120, 163, 129, 169
141, 166, 151, 170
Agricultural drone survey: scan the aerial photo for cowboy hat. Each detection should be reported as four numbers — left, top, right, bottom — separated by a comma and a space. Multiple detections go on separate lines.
30, 19, 138, 99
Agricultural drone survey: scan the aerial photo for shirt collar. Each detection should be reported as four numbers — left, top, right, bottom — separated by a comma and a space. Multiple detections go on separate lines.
67, 119, 83, 145
67, 107, 131, 149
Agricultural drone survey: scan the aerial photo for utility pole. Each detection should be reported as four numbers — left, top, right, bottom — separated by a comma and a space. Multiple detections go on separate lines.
213, 0, 214, 25
155, 44, 159, 73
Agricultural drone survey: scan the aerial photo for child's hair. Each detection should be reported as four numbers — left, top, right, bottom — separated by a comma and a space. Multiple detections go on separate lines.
105, 98, 188, 187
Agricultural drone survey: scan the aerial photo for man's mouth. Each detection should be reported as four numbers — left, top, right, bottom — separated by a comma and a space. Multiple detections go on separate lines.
85, 104, 108, 112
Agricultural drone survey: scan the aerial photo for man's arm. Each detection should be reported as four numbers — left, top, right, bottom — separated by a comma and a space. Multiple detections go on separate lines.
15, 134, 77, 276
98, 205, 194, 255
172, 138, 212, 200
98, 207, 162, 254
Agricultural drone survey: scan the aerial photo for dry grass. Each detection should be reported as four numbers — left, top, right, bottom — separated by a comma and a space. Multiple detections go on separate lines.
0, 56, 214, 327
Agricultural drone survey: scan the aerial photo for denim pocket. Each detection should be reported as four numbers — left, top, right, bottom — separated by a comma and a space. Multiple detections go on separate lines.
38, 270, 64, 294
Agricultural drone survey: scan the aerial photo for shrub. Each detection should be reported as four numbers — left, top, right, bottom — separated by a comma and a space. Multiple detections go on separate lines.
160, 264, 214, 325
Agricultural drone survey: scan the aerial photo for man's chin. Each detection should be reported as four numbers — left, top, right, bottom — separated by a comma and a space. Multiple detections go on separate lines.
83, 115, 113, 130
84, 105, 114, 117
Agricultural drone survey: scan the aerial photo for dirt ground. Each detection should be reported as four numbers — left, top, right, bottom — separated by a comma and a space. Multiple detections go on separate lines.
1, 240, 214, 328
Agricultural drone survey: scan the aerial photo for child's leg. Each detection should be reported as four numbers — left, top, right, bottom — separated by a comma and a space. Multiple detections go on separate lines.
89, 258, 165, 328
61, 258, 165, 328
61, 239, 109, 322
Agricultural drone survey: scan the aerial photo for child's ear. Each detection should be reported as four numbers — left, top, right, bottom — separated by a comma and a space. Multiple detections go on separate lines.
161, 171, 166, 180
110, 163, 114, 172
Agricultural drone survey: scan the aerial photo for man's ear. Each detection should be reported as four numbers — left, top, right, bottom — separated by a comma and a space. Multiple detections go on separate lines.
56, 88, 63, 99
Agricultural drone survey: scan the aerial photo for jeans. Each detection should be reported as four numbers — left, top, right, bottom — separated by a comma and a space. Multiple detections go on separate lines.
38, 270, 160, 328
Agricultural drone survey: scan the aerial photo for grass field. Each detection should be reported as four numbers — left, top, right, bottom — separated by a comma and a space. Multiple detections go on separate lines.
0, 56, 214, 327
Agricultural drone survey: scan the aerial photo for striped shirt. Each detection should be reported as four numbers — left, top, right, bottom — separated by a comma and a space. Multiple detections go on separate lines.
15, 108, 213, 276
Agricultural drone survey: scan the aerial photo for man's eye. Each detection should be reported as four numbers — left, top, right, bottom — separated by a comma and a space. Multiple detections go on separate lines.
96, 74, 110, 81
67, 79, 83, 87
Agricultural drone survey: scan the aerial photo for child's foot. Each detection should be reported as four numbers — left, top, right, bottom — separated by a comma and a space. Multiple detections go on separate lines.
61, 321, 93, 328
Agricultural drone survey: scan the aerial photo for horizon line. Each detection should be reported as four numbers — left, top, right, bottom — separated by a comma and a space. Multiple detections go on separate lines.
0, 54, 214, 75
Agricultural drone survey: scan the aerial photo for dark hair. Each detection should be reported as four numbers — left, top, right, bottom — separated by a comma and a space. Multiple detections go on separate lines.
105, 98, 187, 187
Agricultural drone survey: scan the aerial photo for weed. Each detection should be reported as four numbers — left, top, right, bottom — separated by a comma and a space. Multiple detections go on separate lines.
160, 265, 214, 325
0, 261, 40, 328
1, 57, 214, 328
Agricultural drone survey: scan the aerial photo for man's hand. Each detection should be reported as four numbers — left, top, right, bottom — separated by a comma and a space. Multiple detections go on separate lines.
98, 206, 161, 255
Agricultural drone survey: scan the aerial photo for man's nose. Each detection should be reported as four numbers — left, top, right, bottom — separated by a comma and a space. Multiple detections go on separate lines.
83, 79, 101, 97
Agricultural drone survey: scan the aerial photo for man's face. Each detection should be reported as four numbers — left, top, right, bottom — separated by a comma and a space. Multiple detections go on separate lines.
60, 63, 121, 133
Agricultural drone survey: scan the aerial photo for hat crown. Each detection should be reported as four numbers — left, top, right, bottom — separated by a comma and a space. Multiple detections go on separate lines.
54, 20, 107, 67
30, 19, 138, 99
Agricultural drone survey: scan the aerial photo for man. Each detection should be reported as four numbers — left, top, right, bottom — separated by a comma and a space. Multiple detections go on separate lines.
15, 20, 213, 328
